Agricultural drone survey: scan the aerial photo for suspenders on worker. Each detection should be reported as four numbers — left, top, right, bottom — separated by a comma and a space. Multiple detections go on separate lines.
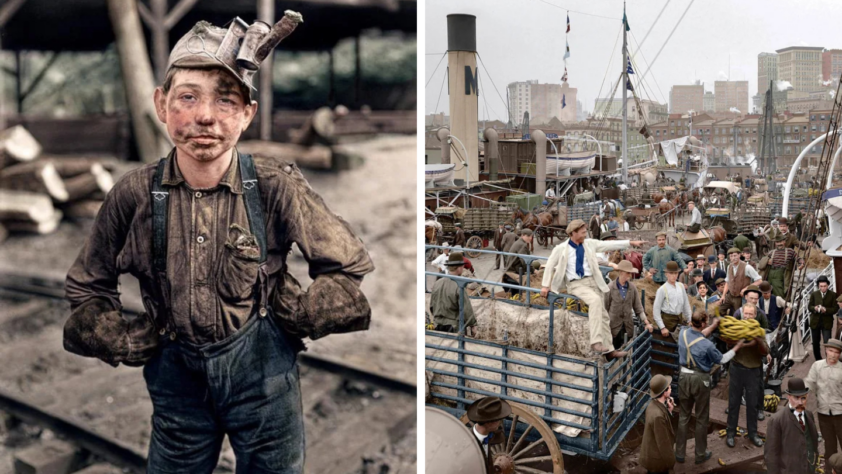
682, 329, 706, 371
150, 152, 269, 341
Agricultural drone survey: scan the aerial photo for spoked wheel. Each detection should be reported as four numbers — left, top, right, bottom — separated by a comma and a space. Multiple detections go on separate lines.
553, 229, 567, 241
465, 235, 484, 258
536, 228, 548, 247
461, 403, 564, 474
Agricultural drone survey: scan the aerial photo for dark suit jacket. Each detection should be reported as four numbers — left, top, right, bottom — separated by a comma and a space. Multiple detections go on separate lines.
765, 407, 818, 474
703, 267, 726, 288
809, 290, 838, 330
473, 426, 505, 474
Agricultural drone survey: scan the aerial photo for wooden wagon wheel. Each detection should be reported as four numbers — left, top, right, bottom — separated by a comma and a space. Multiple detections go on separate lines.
465, 235, 484, 258
634, 217, 646, 230
461, 404, 564, 474
536, 228, 548, 247
553, 229, 567, 241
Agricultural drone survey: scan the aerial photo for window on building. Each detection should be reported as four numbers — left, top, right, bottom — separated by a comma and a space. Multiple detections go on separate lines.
785, 126, 791, 133
786, 146, 791, 154
812, 125, 817, 131
714, 137, 719, 144
821, 115, 826, 120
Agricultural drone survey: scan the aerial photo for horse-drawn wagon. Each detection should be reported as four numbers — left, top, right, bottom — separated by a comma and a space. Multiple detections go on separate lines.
434, 204, 518, 257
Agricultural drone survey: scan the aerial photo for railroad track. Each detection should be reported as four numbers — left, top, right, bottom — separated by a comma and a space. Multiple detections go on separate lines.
0, 272, 416, 474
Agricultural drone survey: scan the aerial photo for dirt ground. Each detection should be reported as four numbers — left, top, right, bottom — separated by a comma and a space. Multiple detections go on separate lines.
0, 134, 417, 473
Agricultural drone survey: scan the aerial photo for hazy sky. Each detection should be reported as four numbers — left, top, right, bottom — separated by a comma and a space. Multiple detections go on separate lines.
425, 0, 842, 121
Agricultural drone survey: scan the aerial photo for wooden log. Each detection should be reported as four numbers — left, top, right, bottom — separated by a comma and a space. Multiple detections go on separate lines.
60, 200, 103, 219
0, 190, 55, 223
0, 125, 41, 163
63, 164, 114, 201
237, 141, 333, 170
43, 155, 120, 178
0, 161, 68, 202
3, 209, 62, 234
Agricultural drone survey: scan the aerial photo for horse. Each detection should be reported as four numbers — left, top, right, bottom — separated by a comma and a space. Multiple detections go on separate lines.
658, 200, 676, 227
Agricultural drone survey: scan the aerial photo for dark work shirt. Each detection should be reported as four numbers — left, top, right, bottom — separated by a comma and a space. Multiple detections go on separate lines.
66, 149, 374, 344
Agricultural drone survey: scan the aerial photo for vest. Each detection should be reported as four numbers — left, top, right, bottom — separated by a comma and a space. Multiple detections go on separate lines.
728, 262, 750, 297
762, 296, 782, 331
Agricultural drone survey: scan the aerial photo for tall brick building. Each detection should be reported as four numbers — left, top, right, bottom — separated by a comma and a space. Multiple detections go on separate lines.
714, 81, 749, 113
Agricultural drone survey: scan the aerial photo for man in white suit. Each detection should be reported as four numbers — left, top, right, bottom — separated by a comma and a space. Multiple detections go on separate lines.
540, 219, 646, 358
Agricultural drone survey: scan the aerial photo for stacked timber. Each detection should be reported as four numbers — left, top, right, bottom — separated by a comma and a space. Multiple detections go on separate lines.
0, 126, 116, 239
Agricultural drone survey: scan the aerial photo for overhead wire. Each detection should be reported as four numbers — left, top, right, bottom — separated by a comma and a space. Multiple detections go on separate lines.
477, 53, 512, 125
534, 0, 622, 20
629, 30, 668, 107
636, 0, 670, 51
433, 63, 448, 117
640, 0, 695, 83
426, 52, 447, 88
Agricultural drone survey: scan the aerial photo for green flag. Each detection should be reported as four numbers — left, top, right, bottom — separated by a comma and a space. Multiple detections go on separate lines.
623, 9, 630, 31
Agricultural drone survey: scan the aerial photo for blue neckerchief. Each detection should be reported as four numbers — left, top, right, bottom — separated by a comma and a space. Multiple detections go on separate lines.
568, 240, 585, 278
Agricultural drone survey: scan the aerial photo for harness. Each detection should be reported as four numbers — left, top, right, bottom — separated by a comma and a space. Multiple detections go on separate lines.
151, 152, 269, 341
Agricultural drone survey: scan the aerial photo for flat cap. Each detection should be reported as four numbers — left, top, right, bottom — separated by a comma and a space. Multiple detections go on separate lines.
566, 219, 586, 234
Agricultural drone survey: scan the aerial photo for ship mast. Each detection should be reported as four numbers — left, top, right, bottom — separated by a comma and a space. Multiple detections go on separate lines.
621, 1, 629, 184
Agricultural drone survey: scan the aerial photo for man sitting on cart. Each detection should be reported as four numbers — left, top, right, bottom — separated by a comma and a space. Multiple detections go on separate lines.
687, 201, 703, 234
539, 219, 646, 359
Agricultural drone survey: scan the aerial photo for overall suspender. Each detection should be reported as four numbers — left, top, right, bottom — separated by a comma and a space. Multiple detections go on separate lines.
682, 329, 705, 370
150, 152, 270, 338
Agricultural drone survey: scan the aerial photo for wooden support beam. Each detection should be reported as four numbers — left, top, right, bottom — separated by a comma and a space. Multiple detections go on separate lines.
14, 50, 22, 114
164, 0, 199, 30
149, 0, 168, 84
0, 0, 28, 28
136, 1, 153, 27
328, 49, 335, 106
107, 0, 168, 163
257, 0, 274, 141
20, 52, 58, 103
354, 35, 361, 108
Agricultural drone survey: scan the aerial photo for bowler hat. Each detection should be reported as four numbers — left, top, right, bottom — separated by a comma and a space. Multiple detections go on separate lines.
759, 282, 772, 293
466, 397, 512, 423
826, 339, 842, 352
784, 378, 809, 396
444, 252, 465, 266
728, 247, 740, 255
566, 219, 586, 234
690, 268, 703, 277
744, 285, 761, 297
778, 217, 789, 225
818, 275, 830, 284
616, 260, 639, 274
650, 374, 672, 398
708, 255, 716, 263
665, 261, 681, 273
600, 231, 617, 240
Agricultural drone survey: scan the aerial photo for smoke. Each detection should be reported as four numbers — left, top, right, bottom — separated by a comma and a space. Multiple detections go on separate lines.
831, 90, 837, 98
729, 107, 741, 114
776, 80, 793, 91
822, 79, 834, 86
687, 109, 695, 115
718, 71, 729, 80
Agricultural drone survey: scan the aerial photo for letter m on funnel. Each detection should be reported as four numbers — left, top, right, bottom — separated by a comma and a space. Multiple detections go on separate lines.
464, 66, 478, 96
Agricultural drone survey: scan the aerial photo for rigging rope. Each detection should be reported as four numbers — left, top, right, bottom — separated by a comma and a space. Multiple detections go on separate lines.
636, 0, 670, 51
425, 52, 447, 88
640, 0, 695, 83
477, 53, 513, 126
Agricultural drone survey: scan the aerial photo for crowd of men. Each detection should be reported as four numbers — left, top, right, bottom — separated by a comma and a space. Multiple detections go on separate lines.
427, 205, 842, 473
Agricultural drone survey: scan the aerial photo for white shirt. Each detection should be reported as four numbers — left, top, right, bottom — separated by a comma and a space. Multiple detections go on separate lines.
653, 281, 692, 329
473, 425, 489, 454
566, 242, 593, 281
725, 261, 761, 283
621, 221, 630, 231
431, 253, 449, 272
689, 207, 702, 226
759, 296, 789, 313
545, 188, 556, 198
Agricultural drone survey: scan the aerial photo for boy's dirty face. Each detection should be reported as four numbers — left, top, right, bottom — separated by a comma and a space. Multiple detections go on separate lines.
154, 68, 256, 164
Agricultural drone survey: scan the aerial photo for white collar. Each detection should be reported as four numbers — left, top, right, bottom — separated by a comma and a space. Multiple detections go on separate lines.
473, 425, 488, 442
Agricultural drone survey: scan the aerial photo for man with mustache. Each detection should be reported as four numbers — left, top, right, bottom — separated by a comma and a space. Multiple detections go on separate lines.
62, 15, 374, 473
765, 378, 819, 474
